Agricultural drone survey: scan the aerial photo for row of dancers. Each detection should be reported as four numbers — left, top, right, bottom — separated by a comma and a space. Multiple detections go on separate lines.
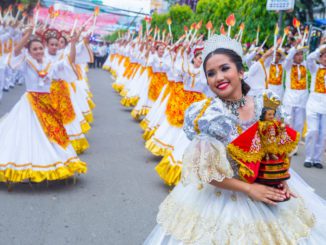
105, 26, 326, 243
104, 28, 326, 187
0, 20, 95, 188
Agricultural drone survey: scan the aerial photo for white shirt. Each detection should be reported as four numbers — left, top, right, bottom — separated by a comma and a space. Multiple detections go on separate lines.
282, 47, 309, 108
306, 48, 326, 114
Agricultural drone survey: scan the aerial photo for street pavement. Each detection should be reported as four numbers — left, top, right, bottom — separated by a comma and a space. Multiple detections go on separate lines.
0, 69, 325, 245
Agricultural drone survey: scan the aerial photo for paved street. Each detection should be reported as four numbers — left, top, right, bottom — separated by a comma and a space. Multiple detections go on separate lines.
0, 69, 325, 245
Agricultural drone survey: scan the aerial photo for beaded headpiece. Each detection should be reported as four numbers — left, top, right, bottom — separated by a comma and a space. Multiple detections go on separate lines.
203, 34, 243, 62
43, 28, 61, 42
263, 93, 281, 110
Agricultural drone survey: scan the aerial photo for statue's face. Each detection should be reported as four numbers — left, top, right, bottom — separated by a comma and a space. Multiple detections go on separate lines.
264, 109, 275, 121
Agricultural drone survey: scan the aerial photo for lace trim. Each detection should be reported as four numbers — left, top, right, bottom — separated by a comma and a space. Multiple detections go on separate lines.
157, 195, 316, 244
181, 136, 234, 185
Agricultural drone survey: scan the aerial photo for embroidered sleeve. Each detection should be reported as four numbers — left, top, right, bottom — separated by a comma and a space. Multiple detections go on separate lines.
183, 99, 211, 140
182, 135, 234, 186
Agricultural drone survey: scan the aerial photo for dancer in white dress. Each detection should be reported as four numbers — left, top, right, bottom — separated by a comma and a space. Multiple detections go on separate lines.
0, 25, 87, 185
144, 35, 326, 245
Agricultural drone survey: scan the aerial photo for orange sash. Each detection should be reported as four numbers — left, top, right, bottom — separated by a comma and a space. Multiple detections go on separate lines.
315, 68, 326, 94
290, 65, 307, 90
268, 64, 283, 85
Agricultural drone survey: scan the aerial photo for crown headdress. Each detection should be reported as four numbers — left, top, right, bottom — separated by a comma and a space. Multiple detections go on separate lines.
203, 34, 243, 62
43, 28, 61, 42
263, 93, 281, 110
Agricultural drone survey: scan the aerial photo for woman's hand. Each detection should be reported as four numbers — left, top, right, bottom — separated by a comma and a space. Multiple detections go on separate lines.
278, 181, 297, 199
246, 183, 287, 205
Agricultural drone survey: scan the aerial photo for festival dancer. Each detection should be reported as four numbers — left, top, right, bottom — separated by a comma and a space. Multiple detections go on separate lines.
0, 25, 87, 186
155, 44, 207, 186
262, 47, 286, 99
144, 34, 326, 244
304, 42, 326, 169
43, 28, 90, 154
282, 43, 309, 152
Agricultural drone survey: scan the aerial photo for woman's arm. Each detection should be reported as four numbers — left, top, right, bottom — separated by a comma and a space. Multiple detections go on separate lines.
210, 178, 287, 205
69, 32, 77, 64
14, 25, 33, 56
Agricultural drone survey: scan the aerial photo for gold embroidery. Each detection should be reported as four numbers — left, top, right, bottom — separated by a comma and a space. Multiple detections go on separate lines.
268, 64, 283, 85
314, 68, 326, 94
148, 72, 168, 101
166, 84, 205, 128
27, 59, 51, 78
27, 92, 70, 148
50, 80, 76, 125
290, 65, 307, 90
194, 98, 213, 134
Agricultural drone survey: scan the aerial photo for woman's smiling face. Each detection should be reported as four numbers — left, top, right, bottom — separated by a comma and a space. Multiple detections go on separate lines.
205, 53, 243, 100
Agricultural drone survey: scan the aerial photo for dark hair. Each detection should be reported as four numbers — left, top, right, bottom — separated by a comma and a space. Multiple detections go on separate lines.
203, 48, 250, 96
59, 36, 68, 46
191, 51, 202, 64
155, 44, 164, 51
27, 39, 43, 51
259, 107, 276, 121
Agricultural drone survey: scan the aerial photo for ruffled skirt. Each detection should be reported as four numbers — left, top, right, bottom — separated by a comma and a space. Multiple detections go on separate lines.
0, 93, 87, 183
144, 170, 326, 244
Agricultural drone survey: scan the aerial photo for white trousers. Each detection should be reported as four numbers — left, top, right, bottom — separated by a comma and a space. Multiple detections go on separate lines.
0, 68, 4, 101
305, 111, 326, 163
283, 106, 306, 140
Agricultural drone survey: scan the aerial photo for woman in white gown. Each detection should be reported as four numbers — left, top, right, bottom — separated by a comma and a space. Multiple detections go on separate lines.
144, 35, 326, 244
0, 26, 87, 185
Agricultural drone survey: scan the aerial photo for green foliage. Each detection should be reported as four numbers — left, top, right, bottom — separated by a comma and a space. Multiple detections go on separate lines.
145, 0, 285, 46
19, 0, 38, 5
105, 29, 128, 43
150, 4, 194, 39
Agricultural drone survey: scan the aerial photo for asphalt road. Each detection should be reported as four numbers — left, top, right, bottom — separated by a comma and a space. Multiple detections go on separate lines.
0, 69, 324, 245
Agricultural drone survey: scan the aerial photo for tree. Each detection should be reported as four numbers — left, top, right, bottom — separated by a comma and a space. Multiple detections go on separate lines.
294, 0, 325, 22
104, 29, 128, 43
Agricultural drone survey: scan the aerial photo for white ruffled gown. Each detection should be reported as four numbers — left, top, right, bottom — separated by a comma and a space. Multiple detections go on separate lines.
0, 53, 87, 183
144, 93, 326, 244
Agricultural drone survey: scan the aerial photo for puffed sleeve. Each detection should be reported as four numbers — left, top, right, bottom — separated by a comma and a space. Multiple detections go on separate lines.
51, 55, 78, 83
183, 99, 210, 141
181, 134, 234, 186
182, 99, 235, 186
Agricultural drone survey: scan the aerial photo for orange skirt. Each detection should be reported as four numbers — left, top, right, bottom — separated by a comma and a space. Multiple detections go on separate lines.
27, 92, 70, 149
50, 80, 76, 125
166, 86, 205, 128
148, 72, 168, 102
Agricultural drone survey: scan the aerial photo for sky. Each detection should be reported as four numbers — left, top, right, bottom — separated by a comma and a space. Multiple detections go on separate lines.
102, 0, 151, 15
